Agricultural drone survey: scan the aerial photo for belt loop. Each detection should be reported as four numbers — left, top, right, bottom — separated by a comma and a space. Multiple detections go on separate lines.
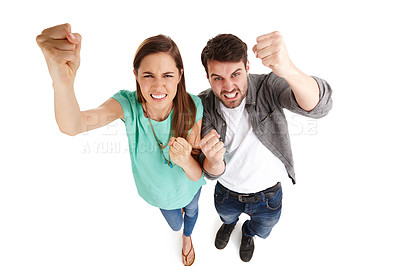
261, 192, 266, 202
224, 187, 230, 199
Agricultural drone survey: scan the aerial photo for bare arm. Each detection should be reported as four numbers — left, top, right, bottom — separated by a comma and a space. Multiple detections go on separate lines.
279, 67, 319, 112
37, 23, 123, 135
253, 31, 320, 111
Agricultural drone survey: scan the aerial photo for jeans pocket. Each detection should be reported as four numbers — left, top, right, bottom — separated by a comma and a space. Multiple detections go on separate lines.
266, 189, 283, 211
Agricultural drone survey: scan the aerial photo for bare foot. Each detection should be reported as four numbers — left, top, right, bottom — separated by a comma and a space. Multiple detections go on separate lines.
182, 234, 195, 265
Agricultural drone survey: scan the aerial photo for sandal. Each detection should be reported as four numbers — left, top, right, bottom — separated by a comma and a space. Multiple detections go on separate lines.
182, 236, 195, 266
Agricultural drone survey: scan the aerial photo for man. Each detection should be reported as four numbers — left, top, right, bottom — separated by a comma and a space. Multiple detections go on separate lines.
198, 32, 332, 262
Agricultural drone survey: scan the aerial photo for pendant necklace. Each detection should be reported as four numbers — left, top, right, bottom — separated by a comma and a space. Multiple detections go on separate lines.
143, 105, 173, 168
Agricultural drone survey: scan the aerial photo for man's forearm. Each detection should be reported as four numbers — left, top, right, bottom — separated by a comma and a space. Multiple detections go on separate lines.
283, 66, 320, 112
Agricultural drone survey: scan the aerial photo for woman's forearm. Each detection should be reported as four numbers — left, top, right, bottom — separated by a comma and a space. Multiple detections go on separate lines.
181, 156, 203, 182
53, 85, 84, 136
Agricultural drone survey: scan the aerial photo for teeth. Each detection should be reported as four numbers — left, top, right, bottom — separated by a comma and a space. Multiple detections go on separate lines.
225, 93, 237, 99
151, 94, 166, 99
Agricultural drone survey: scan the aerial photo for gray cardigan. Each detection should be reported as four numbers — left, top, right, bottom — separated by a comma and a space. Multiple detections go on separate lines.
198, 72, 333, 184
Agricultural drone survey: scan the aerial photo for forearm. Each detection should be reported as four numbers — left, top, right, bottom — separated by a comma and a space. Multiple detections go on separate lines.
181, 156, 203, 182
53, 85, 84, 136
283, 66, 320, 111
203, 157, 225, 176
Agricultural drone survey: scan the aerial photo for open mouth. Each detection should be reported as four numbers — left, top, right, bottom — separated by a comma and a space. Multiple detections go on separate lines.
151, 93, 167, 100
223, 92, 238, 99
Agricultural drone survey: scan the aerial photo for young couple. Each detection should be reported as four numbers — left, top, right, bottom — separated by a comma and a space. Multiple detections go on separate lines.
36, 24, 332, 265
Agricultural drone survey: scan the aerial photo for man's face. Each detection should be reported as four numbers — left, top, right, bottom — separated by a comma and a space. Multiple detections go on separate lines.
207, 60, 249, 108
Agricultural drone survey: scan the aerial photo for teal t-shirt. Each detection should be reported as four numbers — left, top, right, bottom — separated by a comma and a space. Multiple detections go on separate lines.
112, 90, 205, 210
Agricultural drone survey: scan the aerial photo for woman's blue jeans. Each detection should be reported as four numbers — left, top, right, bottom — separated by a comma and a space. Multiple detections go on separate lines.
160, 188, 201, 237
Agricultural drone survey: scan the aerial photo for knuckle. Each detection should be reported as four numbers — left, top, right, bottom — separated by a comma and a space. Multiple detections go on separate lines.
74, 33, 82, 40
62, 23, 71, 31
53, 23, 71, 37
36, 35, 43, 45
41, 27, 50, 35
275, 34, 284, 43
273, 31, 281, 36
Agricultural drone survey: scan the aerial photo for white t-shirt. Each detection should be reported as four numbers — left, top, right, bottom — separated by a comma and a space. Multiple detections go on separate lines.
218, 98, 287, 193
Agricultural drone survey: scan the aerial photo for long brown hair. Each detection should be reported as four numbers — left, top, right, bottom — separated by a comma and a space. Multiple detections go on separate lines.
133, 35, 196, 139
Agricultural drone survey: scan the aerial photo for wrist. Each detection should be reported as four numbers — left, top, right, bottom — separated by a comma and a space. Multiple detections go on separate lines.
180, 156, 202, 182
279, 63, 300, 80
204, 157, 225, 176
207, 156, 224, 168
52, 82, 74, 92
181, 155, 197, 169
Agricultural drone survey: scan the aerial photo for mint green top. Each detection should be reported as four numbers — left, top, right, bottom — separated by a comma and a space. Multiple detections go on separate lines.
112, 90, 205, 210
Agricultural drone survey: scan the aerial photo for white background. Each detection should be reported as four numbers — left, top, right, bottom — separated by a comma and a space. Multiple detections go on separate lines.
1, 0, 399, 265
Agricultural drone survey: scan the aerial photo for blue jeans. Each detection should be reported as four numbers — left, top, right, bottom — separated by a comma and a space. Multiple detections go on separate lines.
160, 188, 201, 237
214, 183, 282, 238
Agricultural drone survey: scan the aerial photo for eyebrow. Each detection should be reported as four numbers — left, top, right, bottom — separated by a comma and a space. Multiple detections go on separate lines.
142, 71, 175, 75
210, 68, 242, 78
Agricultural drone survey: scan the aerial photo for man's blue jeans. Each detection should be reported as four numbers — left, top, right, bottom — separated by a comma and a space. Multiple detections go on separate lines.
214, 183, 282, 238
160, 188, 201, 237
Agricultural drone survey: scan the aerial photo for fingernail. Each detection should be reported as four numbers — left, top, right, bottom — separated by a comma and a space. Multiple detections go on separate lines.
69, 33, 76, 40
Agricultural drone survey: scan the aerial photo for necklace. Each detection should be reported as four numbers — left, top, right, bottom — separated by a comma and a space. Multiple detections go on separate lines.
143, 106, 173, 168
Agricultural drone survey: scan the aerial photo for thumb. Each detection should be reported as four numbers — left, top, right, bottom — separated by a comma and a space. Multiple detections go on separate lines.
252, 44, 258, 57
211, 129, 220, 138
168, 137, 176, 146
67, 33, 82, 53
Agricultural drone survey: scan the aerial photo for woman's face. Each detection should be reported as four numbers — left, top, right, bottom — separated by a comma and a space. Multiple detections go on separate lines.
135, 52, 182, 115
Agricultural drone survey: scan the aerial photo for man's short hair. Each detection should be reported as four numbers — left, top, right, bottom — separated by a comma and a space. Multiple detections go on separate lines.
201, 34, 248, 76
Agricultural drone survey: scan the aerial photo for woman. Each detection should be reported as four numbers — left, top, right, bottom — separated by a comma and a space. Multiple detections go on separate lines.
36, 23, 204, 266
